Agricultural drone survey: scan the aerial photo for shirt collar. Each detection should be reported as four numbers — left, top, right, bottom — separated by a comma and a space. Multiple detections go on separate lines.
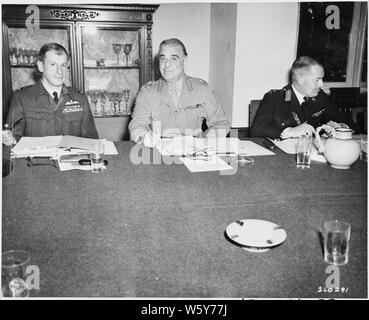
164, 74, 185, 96
41, 79, 62, 99
291, 84, 306, 105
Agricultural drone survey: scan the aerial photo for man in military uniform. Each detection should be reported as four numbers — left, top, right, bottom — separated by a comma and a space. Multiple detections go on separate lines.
3, 43, 98, 146
250, 56, 358, 139
129, 38, 230, 148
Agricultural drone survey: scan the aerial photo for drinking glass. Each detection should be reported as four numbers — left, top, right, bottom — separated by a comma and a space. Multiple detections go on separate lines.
123, 44, 132, 67
296, 135, 313, 168
2, 250, 31, 297
324, 220, 351, 266
112, 43, 123, 66
122, 89, 130, 114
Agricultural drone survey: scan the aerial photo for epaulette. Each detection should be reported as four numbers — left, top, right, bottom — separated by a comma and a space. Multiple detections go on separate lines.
144, 81, 154, 88
190, 76, 208, 86
283, 87, 292, 102
18, 84, 33, 91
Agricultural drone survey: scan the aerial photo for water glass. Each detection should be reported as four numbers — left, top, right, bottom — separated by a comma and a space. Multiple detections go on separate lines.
2, 250, 31, 297
323, 220, 351, 266
90, 142, 104, 173
296, 135, 313, 168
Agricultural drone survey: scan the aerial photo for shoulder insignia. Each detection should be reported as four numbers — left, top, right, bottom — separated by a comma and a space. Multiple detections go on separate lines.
284, 89, 291, 102
189, 76, 208, 86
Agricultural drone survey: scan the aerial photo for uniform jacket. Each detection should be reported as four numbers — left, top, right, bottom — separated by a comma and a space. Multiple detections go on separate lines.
6, 81, 99, 141
250, 84, 358, 138
129, 74, 230, 142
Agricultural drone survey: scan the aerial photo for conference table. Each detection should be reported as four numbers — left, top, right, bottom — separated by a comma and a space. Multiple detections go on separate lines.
2, 138, 367, 298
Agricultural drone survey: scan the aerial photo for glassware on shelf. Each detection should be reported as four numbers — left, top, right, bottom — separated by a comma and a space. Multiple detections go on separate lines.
15, 48, 22, 65
106, 92, 115, 116
99, 91, 106, 116
89, 90, 99, 116
24, 48, 31, 66
30, 48, 38, 66
122, 89, 130, 115
112, 43, 123, 66
123, 44, 132, 67
9, 47, 17, 65
116, 92, 123, 115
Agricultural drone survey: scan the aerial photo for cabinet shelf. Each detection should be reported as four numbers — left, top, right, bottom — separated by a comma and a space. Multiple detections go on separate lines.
84, 66, 139, 70
93, 114, 132, 118
10, 64, 36, 68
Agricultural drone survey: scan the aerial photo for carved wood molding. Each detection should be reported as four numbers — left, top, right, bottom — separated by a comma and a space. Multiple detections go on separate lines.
47, 4, 159, 12
146, 25, 153, 81
50, 9, 100, 21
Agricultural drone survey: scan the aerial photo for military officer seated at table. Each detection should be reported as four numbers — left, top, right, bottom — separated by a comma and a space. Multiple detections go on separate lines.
129, 38, 230, 148
250, 56, 359, 139
2, 42, 98, 146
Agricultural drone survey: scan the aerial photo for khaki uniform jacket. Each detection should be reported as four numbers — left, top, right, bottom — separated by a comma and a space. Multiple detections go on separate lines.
129, 75, 230, 142
6, 81, 99, 141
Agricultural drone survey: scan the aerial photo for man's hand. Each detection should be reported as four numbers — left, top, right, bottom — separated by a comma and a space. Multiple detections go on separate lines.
326, 121, 349, 129
142, 131, 161, 148
2, 130, 16, 147
281, 123, 315, 138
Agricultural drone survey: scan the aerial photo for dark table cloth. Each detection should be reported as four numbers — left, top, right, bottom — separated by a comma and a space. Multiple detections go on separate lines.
2, 138, 367, 298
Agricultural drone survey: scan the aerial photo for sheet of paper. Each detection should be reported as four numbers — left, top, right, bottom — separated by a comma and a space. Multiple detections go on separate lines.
11, 136, 62, 158
237, 140, 275, 156
59, 135, 101, 150
179, 155, 233, 172
269, 138, 298, 154
270, 138, 326, 162
157, 136, 240, 156
101, 139, 118, 155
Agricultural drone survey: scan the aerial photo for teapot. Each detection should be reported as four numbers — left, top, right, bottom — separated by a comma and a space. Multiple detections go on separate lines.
315, 125, 360, 169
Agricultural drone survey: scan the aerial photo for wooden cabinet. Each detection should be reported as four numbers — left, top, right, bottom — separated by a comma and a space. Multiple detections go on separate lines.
2, 4, 159, 140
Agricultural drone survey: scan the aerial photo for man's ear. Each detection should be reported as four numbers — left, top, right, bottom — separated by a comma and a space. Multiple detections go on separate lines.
295, 71, 305, 86
36, 60, 44, 73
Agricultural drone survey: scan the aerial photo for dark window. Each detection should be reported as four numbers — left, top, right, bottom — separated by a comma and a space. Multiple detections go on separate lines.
297, 2, 354, 82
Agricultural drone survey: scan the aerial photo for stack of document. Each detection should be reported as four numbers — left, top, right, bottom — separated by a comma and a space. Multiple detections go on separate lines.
11, 135, 62, 158
11, 135, 118, 159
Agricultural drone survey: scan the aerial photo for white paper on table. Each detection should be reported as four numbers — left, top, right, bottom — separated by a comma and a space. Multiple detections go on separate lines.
269, 137, 326, 162
157, 136, 240, 156
101, 139, 118, 155
269, 138, 298, 154
158, 136, 197, 156
238, 140, 275, 156
59, 135, 101, 150
11, 135, 62, 158
179, 154, 233, 172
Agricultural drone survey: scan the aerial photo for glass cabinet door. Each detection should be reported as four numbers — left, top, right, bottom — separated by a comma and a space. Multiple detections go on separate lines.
6, 25, 73, 91
79, 25, 141, 118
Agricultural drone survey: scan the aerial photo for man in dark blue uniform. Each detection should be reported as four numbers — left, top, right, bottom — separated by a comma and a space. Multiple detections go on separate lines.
4, 43, 98, 145
250, 56, 358, 139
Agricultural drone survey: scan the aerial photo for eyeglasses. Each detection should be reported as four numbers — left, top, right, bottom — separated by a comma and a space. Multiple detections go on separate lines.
159, 56, 181, 65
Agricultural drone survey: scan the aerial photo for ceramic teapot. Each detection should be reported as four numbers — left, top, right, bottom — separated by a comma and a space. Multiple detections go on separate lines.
315, 124, 360, 169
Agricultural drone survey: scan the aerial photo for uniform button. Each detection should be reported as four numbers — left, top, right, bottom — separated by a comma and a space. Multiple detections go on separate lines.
175, 110, 178, 114
176, 124, 179, 128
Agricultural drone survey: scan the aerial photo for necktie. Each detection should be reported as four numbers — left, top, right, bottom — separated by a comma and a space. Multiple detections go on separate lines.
301, 96, 309, 118
52, 92, 58, 104
169, 84, 180, 106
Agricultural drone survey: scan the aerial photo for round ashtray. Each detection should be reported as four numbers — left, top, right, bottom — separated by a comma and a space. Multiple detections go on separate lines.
237, 155, 254, 166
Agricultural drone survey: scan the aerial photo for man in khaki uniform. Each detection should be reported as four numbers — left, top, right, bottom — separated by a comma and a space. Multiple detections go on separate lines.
129, 38, 230, 147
